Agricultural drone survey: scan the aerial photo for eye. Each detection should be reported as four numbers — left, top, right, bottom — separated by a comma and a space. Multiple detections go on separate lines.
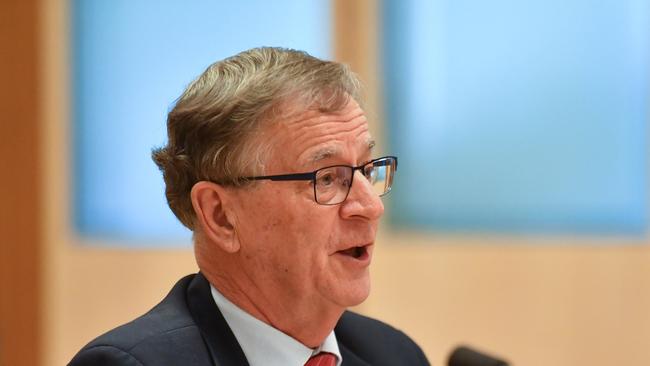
316, 171, 336, 187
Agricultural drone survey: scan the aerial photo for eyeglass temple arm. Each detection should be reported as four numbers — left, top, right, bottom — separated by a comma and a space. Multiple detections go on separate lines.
245, 172, 315, 182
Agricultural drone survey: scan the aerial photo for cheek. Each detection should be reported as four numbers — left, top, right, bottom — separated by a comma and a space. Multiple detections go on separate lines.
235, 187, 340, 263
236, 193, 298, 246
266, 208, 340, 270
295, 210, 341, 260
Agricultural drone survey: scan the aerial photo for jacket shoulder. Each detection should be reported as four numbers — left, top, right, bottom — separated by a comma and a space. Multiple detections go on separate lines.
68, 274, 212, 366
336, 311, 430, 365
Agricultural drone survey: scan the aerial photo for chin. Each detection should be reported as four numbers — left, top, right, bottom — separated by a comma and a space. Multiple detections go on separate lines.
335, 275, 371, 308
347, 289, 371, 307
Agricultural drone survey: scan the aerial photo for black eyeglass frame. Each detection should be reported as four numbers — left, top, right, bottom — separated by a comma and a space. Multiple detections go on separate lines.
243, 156, 398, 205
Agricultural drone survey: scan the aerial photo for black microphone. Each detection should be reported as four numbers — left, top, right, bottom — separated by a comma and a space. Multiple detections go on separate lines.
448, 346, 509, 366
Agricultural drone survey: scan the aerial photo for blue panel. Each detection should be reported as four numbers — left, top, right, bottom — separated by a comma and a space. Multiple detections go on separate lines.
73, 0, 331, 244
383, 0, 649, 235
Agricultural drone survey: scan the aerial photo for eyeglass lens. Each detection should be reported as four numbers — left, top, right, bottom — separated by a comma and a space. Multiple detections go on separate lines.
314, 158, 396, 205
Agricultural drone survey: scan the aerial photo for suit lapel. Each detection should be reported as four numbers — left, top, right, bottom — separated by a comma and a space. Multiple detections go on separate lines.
338, 343, 372, 366
187, 272, 250, 366
187, 272, 370, 366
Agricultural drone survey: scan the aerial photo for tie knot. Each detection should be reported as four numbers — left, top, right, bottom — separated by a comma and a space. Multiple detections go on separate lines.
305, 352, 337, 366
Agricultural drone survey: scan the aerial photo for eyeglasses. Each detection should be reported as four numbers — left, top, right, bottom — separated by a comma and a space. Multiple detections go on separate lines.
243, 156, 398, 205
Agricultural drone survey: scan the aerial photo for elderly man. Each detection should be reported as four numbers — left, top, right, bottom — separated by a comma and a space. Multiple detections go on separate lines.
70, 47, 429, 366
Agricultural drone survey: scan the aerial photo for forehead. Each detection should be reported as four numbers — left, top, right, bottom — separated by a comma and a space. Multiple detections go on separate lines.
266, 99, 374, 169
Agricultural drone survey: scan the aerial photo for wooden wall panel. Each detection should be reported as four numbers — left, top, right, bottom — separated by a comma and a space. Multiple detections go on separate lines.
333, 0, 384, 150
0, 1, 41, 366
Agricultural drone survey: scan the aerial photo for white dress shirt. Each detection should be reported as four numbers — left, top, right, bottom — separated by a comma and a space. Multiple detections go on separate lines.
210, 285, 342, 366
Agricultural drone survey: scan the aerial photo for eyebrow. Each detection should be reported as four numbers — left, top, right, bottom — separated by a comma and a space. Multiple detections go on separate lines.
309, 138, 376, 164
310, 147, 338, 163
368, 139, 376, 151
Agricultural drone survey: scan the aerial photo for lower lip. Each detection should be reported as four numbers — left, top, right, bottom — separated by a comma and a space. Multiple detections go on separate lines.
334, 245, 372, 267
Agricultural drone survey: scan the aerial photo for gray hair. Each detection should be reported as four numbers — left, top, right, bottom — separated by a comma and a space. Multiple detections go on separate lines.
152, 47, 362, 229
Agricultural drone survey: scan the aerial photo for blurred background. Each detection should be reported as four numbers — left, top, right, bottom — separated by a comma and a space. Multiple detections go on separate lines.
1, 0, 649, 365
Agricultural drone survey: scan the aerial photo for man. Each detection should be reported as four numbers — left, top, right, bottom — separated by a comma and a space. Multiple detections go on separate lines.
70, 47, 429, 366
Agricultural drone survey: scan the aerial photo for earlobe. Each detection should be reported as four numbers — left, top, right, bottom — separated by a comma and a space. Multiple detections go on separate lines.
190, 181, 240, 253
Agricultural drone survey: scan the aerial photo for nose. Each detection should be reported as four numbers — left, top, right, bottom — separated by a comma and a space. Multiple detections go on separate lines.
339, 170, 385, 221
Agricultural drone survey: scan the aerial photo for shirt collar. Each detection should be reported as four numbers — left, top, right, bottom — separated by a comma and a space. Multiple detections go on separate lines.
210, 284, 342, 366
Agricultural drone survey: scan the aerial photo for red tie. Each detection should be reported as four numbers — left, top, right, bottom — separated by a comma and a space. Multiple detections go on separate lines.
304, 352, 337, 366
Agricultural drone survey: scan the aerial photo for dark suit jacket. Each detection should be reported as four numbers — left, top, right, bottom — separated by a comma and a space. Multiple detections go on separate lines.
69, 273, 430, 366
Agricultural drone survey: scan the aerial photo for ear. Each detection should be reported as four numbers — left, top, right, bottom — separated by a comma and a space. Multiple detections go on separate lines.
190, 181, 240, 253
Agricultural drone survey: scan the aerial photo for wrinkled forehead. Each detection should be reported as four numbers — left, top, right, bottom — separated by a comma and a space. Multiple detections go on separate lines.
307, 135, 376, 163
262, 98, 374, 171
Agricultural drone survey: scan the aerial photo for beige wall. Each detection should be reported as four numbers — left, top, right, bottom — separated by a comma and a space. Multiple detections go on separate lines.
366, 234, 650, 366
40, 1, 650, 366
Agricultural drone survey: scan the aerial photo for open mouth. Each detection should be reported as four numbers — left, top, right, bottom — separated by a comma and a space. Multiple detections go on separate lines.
337, 245, 368, 259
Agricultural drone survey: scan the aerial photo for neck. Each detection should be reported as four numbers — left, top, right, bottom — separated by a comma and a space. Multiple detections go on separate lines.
200, 257, 344, 348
